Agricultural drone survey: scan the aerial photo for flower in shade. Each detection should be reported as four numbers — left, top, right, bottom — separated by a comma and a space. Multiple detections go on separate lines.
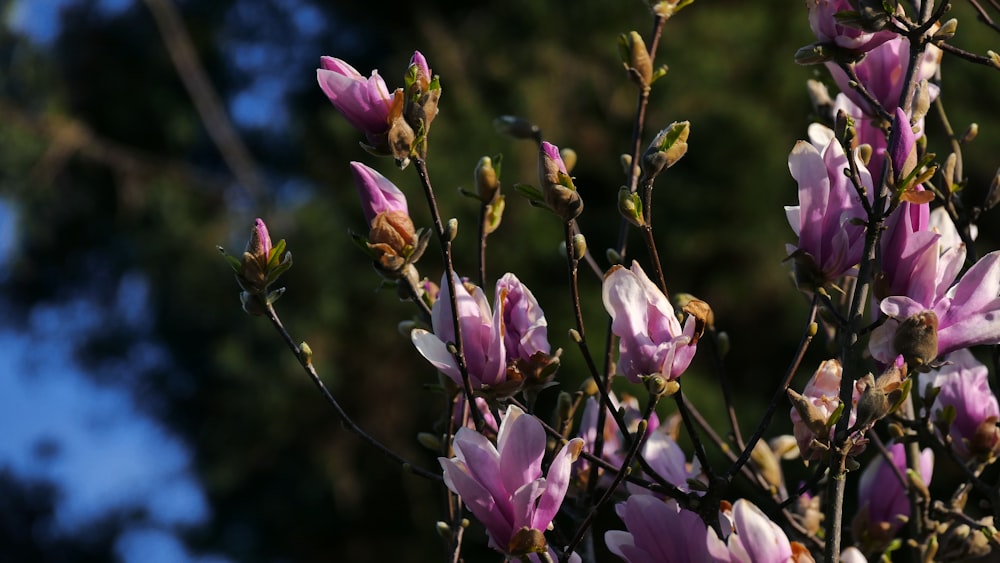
411, 273, 507, 389
605, 495, 730, 562
602, 261, 698, 382
439, 405, 584, 557
726, 499, 809, 563
806, 0, 895, 53
827, 36, 940, 116
784, 133, 871, 287
921, 349, 1000, 460
788, 360, 865, 461
316, 56, 399, 145
576, 393, 661, 488
853, 442, 933, 548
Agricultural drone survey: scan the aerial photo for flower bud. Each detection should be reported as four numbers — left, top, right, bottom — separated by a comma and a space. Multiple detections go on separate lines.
572, 234, 587, 261
474, 156, 501, 204
538, 141, 583, 221
641, 121, 690, 182
618, 186, 645, 227
984, 166, 1000, 210
507, 527, 547, 556
403, 50, 441, 141
618, 31, 653, 88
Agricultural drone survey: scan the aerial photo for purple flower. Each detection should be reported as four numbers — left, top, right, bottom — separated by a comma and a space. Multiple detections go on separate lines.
248, 217, 272, 261
411, 273, 507, 389
495, 273, 551, 363
921, 349, 1000, 460
855, 442, 933, 543
725, 499, 797, 563
410, 50, 431, 80
785, 134, 871, 286
541, 141, 568, 175
439, 405, 583, 556
807, 0, 896, 53
827, 37, 940, 116
316, 56, 395, 141
870, 250, 1000, 364
605, 495, 730, 563
349, 162, 409, 226
602, 262, 698, 382
638, 431, 700, 496
789, 360, 865, 461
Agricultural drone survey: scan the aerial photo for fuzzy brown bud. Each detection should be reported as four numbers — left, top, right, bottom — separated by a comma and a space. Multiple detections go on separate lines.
894, 311, 939, 369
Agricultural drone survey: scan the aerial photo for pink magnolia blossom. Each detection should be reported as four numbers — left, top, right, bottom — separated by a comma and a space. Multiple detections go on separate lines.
605, 495, 730, 563
495, 273, 551, 363
602, 262, 698, 382
870, 250, 1000, 363
827, 36, 940, 116
637, 431, 702, 496
439, 405, 583, 556
921, 349, 1000, 460
785, 134, 871, 285
789, 360, 865, 461
856, 442, 933, 542
726, 499, 802, 563
316, 56, 395, 141
349, 162, 408, 226
806, 0, 895, 53
411, 273, 507, 388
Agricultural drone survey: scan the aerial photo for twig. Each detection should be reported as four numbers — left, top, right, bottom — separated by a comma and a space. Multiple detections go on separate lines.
262, 301, 440, 481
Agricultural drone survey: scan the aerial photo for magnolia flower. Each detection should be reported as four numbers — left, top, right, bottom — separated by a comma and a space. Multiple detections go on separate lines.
439, 405, 583, 557
854, 442, 933, 546
726, 499, 808, 563
827, 36, 940, 116
349, 162, 408, 226
789, 360, 865, 461
316, 56, 396, 143
806, 0, 895, 53
495, 273, 551, 364
412, 273, 507, 389
785, 133, 871, 286
602, 261, 698, 382
869, 250, 1000, 364
605, 495, 730, 562
921, 349, 1000, 460
637, 431, 701, 496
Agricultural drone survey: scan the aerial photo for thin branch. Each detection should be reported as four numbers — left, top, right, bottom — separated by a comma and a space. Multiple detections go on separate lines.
262, 301, 440, 481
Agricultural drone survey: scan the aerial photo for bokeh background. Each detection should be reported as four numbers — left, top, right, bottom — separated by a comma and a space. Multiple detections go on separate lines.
2, 0, 1000, 561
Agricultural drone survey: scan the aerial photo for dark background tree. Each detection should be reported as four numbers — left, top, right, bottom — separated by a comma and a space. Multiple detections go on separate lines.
2, 0, 999, 560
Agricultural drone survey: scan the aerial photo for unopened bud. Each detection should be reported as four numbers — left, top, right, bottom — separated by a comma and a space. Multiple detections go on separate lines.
985, 167, 1000, 210
751, 439, 784, 491
988, 50, 1000, 70
961, 123, 979, 144
568, 328, 583, 343
619, 31, 653, 88
444, 218, 458, 242
621, 154, 634, 177
606, 248, 623, 265
642, 121, 690, 181
572, 234, 587, 261
435, 521, 453, 540
806, 79, 833, 118
417, 432, 443, 451
835, 110, 855, 144
474, 156, 501, 203
618, 186, 645, 227
557, 391, 574, 423
857, 144, 873, 167
397, 320, 417, 337
579, 378, 598, 396
645, 374, 677, 397
769, 435, 800, 460
299, 341, 313, 365
933, 18, 958, 41
715, 331, 730, 357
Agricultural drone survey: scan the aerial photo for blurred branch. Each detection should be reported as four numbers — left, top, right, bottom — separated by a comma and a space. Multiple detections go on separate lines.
0, 101, 228, 190
143, 0, 268, 205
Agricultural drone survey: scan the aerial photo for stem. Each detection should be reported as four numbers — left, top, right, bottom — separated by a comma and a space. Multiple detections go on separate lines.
413, 157, 484, 430
477, 204, 488, 289
262, 301, 440, 481
673, 388, 714, 480
563, 394, 661, 560
726, 296, 819, 481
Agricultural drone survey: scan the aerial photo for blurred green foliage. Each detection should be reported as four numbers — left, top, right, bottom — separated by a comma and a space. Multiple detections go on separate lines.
2, 0, 1000, 560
